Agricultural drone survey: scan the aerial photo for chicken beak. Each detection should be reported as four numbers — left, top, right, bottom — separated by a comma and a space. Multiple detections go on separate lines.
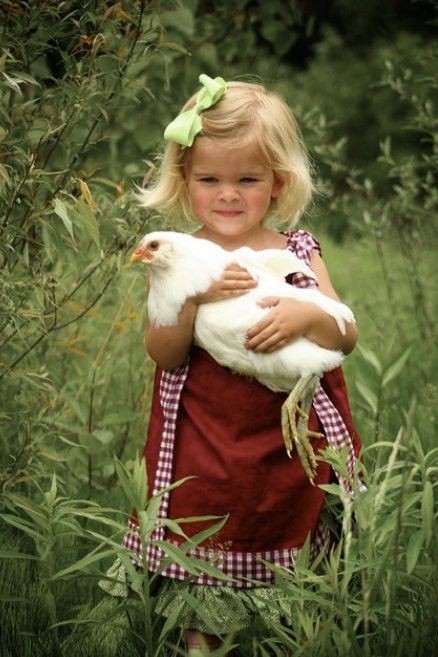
130, 246, 147, 263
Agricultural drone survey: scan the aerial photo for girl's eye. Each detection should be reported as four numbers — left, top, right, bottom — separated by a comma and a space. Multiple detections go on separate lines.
199, 177, 217, 183
240, 177, 258, 184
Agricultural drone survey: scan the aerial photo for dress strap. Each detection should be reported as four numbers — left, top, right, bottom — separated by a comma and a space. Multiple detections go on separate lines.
313, 385, 356, 494
284, 229, 321, 289
285, 229, 322, 265
151, 362, 190, 540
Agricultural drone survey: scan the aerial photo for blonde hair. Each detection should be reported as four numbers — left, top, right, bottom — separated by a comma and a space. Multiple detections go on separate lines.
138, 80, 314, 227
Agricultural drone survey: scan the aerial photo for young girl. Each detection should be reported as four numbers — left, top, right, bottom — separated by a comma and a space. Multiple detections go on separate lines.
113, 75, 361, 654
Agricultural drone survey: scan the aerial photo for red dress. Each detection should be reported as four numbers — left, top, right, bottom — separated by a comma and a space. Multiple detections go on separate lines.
122, 230, 361, 587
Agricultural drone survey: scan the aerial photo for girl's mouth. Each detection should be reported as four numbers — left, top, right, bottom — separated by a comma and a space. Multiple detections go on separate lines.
214, 210, 243, 218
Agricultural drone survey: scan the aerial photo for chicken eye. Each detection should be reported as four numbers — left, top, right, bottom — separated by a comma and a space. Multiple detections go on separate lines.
149, 240, 160, 250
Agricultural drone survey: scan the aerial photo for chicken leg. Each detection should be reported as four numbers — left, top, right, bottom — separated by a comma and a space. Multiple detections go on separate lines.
281, 374, 323, 484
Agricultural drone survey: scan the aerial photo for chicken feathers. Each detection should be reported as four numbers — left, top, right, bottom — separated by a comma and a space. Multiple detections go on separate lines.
131, 230, 356, 482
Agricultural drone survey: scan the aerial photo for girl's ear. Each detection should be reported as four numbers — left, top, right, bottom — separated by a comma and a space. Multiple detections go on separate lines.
271, 175, 285, 199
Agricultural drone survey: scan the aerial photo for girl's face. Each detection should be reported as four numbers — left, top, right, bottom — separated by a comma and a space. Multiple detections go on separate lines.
186, 138, 282, 246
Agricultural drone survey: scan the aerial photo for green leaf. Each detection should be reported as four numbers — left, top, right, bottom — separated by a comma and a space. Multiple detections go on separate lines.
0, 596, 33, 603
178, 588, 223, 636
98, 411, 137, 426
0, 551, 38, 560
318, 483, 344, 496
421, 480, 434, 547
41, 219, 67, 261
64, 396, 87, 424
174, 515, 226, 524
2, 72, 23, 93
153, 540, 201, 573
355, 380, 378, 414
0, 514, 44, 541
73, 199, 100, 251
0, 162, 11, 185
51, 548, 116, 580
152, 475, 195, 498
45, 473, 58, 511
295, 534, 311, 569
159, 6, 195, 37
406, 530, 423, 574
3, 493, 48, 528
97, 54, 119, 74
12, 71, 41, 87
183, 516, 230, 549
85, 530, 133, 551
260, 22, 297, 56
160, 518, 191, 540
158, 598, 186, 642
114, 455, 148, 511
53, 198, 76, 246
92, 429, 115, 445
138, 507, 158, 537
161, 41, 191, 54
382, 347, 412, 388
318, 446, 351, 480
154, 540, 231, 581
356, 343, 382, 375
38, 446, 68, 462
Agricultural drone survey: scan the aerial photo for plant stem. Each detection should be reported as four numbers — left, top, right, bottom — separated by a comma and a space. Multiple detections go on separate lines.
3, 270, 115, 373
87, 365, 98, 491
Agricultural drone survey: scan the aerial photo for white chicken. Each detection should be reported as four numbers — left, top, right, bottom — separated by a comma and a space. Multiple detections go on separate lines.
131, 231, 355, 483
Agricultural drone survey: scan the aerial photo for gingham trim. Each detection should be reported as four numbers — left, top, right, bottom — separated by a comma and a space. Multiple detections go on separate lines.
122, 230, 357, 585
286, 230, 356, 493
313, 386, 356, 492
122, 517, 331, 587
285, 229, 321, 288
149, 362, 190, 545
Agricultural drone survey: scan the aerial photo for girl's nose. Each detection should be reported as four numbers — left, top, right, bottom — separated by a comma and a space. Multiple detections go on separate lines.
218, 184, 239, 201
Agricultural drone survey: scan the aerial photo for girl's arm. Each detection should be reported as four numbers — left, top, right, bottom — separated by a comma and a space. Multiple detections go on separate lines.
304, 251, 357, 352
146, 299, 198, 370
245, 250, 358, 355
146, 264, 257, 369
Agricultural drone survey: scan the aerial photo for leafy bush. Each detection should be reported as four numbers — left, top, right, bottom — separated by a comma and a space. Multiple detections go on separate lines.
0, 0, 169, 495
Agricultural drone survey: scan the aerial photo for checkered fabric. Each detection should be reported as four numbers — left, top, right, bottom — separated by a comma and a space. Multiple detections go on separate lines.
123, 517, 331, 587
151, 363, 189, 537
288, 231, 356, 490
122, 230, 358, 586
287, 230, 356, 491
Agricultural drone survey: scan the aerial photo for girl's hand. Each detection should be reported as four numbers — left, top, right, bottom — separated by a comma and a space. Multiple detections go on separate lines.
191, 263, 257, 304
245, 296, 318, 353
244, 251, 358, 356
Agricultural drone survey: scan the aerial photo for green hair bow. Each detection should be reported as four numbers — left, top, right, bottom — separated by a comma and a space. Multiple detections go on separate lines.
163, 74, 227, 147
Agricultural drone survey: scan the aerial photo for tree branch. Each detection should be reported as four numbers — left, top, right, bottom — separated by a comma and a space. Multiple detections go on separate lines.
3, 270, 115, 373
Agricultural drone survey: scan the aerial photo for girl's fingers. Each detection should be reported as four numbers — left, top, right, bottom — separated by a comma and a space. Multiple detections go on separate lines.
222, 281, 256, 292
257, 296, 280, 308
223, 264, 255, 281
225, 262, 249, 272
222, 271, 255, 283
246, 330, 284, 352
220, 274, 257, 291
246, 298, 284, 337
245, 309, 290, 350
196, 265, 256, 302
246, 316, 272, 339
245, 324, 274, 349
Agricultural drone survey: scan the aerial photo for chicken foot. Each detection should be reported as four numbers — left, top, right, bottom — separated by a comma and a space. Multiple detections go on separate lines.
281, 374, 323, 484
